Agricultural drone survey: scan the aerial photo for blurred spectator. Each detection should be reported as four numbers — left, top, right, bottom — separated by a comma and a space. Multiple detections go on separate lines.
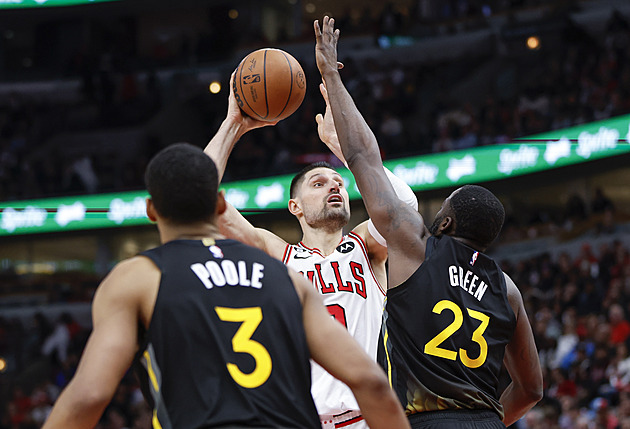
608, 304, 630, 345
41, 314, 73, 365
592, 188, 615, 214
29, 386, 52, 427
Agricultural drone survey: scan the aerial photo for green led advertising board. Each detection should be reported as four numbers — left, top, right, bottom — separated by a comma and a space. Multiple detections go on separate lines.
1, 114, 629, 236
0, 0, 117, 9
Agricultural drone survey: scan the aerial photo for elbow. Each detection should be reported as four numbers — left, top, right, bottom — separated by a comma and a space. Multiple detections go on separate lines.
530, 386, 544, 405
345, 148, 380, 172
521, 381, 544, 407
68, 381, 114, 412
349, 366, 391, 396
344, 152, 363, 171
530, 369, 544, 404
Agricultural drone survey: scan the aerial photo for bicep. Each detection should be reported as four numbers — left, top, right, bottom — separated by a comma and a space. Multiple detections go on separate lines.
503, 278, 542, 390
72, 267, 141, 400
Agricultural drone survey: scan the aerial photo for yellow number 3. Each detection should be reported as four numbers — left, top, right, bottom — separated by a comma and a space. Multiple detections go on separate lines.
423, 300, 489, 369
215, 306, 272, 388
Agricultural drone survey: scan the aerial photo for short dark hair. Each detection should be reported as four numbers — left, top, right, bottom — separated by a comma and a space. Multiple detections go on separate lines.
145, 142, 219, 224
450, 185, 505, 248
289, 162, 336, 199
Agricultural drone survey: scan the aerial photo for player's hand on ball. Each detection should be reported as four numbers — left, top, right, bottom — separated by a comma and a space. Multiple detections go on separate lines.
227, 71, 278, 132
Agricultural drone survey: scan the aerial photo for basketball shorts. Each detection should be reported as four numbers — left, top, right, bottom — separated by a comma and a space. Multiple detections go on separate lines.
408, 409, 505, 429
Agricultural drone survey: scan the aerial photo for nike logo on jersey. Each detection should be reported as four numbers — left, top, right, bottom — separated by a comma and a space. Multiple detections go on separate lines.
294, 252, 312, 259
336, 242, 355, 254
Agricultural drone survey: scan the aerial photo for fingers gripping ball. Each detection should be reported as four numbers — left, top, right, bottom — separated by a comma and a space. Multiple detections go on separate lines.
233, 48, 307, 122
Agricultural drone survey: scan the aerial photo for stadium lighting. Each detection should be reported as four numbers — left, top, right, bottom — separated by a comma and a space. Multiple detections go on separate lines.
527, 36, 541, 50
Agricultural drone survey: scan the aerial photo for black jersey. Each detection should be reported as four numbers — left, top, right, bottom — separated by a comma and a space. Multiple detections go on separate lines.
378, 235, 516, 419
134, 238, 320, 429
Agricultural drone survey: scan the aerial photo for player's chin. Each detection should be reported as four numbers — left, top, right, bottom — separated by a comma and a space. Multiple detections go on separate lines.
325, 209, 350, 222
325, 204, 349, 215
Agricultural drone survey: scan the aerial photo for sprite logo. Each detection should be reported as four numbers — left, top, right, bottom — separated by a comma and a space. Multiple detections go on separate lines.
393, 162, 438, 186
107, 197, 147, 224
1, 206, 47, 233
497, 145, 539, 175
576, 127, 618, 159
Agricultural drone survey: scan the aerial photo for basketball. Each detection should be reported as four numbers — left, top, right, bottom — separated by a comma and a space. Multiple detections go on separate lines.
233, 48, 306, 122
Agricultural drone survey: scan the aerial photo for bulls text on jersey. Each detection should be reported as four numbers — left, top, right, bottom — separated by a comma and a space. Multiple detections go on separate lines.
300, 261, 367, 298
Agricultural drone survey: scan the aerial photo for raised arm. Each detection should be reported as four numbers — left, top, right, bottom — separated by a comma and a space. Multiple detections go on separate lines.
500, 274, 543, 426
204, 72, 277, 182
314, 16, 427, 286
290, 270, 410, 429
204, 73, 287, 259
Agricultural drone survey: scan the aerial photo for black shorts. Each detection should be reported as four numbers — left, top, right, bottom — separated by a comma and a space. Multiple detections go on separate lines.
408, 409, 505, 429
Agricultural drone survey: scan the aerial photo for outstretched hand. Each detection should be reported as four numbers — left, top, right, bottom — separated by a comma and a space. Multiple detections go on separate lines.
314, 16, 340, 77
315, 82, 346, 166
225, 71, 278, 134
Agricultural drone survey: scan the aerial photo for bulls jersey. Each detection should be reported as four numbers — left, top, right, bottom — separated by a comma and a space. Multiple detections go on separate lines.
135, 238, 320, 429
282, 232, 386, 415
378, 235, 516, 419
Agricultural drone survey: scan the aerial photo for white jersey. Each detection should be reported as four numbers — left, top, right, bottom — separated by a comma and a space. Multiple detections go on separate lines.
282, 232, 386, 416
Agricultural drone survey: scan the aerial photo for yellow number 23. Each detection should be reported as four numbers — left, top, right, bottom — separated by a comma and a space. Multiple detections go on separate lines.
423, 300, 490, 369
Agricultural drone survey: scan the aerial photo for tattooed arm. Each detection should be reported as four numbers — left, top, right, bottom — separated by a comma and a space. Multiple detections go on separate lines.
314, 16, 428, 287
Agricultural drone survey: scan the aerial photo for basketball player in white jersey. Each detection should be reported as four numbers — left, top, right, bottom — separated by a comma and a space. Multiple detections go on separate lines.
204, 74, 417, 429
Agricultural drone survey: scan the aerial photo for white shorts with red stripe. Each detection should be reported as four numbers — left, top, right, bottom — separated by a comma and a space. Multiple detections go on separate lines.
320, 410, 367, 429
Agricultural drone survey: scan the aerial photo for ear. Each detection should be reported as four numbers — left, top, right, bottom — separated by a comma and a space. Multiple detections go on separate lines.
216, 190, 227, 216
288, 198, 302, 217
440, 216, 454, 234
146, 198, 158, 222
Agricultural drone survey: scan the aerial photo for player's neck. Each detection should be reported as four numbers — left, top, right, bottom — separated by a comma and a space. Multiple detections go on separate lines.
300, 227, 344, 256
158, 222, 224, 244
451, 235, 486, 253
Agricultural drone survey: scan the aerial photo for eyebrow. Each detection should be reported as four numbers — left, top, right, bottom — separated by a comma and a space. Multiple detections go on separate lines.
307, 172, 343, 183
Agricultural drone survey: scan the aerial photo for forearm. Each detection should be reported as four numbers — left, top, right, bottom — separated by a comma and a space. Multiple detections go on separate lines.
321, 70, 382, 170
500, 382, 540, 426
353, 377, 410, 429
219, 203, 265, 250
368, 167, 418, 246
203, 118, 246, 181
43, 382, 109, 429
324, 72, 408, 232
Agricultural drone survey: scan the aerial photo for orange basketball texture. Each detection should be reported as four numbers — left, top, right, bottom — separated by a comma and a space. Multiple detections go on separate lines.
233, 48, 306, 122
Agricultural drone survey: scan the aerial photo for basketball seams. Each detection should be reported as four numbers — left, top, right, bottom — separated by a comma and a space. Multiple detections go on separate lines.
237, 57, 260, 120
234, 48, 305, 122
262, 49, 270, 120
274, 50, 294, 121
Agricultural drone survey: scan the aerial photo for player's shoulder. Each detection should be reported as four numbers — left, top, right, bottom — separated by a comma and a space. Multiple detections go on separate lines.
350, 220, 387, 264
501, 271, 524, 315
95, 255, 160, 304
349, 220, 370, 243
110, 255, 159, 278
